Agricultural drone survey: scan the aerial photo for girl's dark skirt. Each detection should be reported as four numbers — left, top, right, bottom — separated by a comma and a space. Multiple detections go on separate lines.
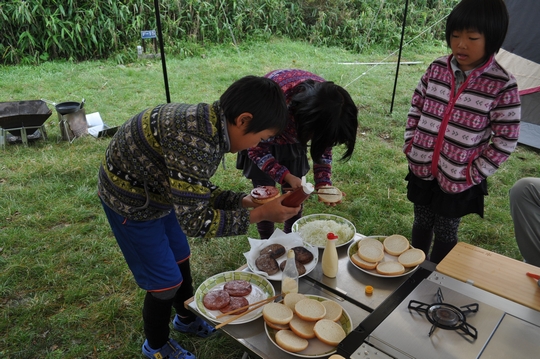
236, 144, 310, 185
405, 170, 487, 218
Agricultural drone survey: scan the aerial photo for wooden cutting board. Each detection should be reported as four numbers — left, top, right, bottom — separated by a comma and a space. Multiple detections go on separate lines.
436, 242, 540, 311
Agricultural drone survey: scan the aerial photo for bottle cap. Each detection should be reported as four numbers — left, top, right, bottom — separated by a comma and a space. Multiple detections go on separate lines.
365, 285, 374, 295
327, 232, 338, 240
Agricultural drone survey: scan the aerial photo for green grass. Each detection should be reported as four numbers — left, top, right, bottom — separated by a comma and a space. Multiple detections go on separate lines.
1, 38, 538, 358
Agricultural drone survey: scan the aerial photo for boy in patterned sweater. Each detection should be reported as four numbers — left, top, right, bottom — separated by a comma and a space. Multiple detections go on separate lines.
404, 0, 521, 263
98, 76, 301, 359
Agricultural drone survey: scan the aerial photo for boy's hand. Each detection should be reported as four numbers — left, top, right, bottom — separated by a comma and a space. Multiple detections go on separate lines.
249, 192, 300, 223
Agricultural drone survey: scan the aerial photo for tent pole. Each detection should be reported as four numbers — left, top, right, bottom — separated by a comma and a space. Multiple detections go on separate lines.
390, 0, 409, 114
154, 0, 171, 103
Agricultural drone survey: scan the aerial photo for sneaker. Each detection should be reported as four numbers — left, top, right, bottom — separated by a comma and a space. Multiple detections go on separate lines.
173, 315, 217, 338
142, 338, 196, 359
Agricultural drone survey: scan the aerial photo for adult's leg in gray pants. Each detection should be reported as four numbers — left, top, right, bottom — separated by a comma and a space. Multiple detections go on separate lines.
509, 177, 540, 267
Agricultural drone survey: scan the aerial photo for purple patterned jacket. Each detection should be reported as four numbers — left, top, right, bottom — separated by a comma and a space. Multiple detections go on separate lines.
404, 54, 521, 194
246, 69, 333, 188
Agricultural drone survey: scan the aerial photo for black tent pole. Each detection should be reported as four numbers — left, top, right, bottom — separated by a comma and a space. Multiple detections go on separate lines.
154, 0, 171, 103
390, 0, 409, 114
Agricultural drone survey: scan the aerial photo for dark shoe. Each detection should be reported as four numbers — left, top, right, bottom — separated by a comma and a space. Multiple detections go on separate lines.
173, 315, 217, 338
142, 338, 196, 359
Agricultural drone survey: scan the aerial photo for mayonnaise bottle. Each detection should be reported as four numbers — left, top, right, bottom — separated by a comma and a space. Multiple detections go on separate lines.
322, 232, 339, 278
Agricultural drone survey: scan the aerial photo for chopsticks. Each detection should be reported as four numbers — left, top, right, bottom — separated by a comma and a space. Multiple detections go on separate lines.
214, 294, 280, 329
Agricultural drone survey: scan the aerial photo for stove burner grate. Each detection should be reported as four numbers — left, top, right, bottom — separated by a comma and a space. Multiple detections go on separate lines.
408, 288, 479, 339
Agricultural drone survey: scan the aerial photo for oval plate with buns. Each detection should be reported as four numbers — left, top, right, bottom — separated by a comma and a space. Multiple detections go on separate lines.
348, 235, 423, 278
264, 295, 353, 358
195, 271, 275, 325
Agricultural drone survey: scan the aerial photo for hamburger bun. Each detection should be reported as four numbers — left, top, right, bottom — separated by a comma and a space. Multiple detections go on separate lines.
358, 237, 384, 251
398, 248, 426, 267
358, 244, 385, 263
262, 302, 293, 325
383, 235, 410, 256
376, 261, 405, 276
294, 298, 326, 322
264, 318, 290, 330
275, 329, 309, 353
317, 186, 343, 203
321, 300, 343, 322
313, 319, 346, 346
251, 186, 280, 204
283, 293, 307, 311
289, 315, 317, 339
350, 252, 378, 270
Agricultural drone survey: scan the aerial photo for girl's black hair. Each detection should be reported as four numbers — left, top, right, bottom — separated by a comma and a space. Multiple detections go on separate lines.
289, 81, 358, 164
220, 75, 288, 134
445, 0, 509, 57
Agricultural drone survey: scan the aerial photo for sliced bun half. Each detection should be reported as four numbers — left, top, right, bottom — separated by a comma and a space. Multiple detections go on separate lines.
358, 237, 384, 251
358, 244, 385, 262
398, 248, 426, 267
351, 252, 378, 270
313, 319, 346, 346
321, 300, 343, 322
275, 329, 309, 353
317, 186, 343, 203
376, 261, 405, 276
383, 234, 410, 256
289, 315, 317, 339
263, 302, 293, 325
294, 298, 326, 322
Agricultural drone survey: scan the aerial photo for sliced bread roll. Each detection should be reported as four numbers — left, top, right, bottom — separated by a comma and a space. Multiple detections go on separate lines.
358, 244, 385, 262
294, 298, 326, 322
317, 186, 343, 203
264, 318, 290, 330
398, 248, 426, 267
275, 329, 309, 353
313, 319, 346, 346
283, 293, 307, 311
351, 252, 378, 270
263, 302, 293, 325
358, 237, 384, 251
289, 314, 317, 339
383, 234, 410, 256
376, 261, 405, 276
321, 300, 343, 322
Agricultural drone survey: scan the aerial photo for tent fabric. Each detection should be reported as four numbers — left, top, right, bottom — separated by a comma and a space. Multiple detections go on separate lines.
495, 0, 540, 148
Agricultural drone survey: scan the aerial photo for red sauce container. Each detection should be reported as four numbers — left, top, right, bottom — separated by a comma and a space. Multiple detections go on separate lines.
282, 183, 314, 207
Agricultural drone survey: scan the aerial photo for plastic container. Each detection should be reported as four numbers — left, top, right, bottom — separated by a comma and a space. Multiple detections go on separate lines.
322, 232, 339, 278
281, 249, 299, 296
282, 182, 314, 207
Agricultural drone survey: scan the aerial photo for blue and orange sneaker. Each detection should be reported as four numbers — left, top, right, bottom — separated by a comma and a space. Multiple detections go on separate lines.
173, 315, 217, 338
142, 338, 196, 359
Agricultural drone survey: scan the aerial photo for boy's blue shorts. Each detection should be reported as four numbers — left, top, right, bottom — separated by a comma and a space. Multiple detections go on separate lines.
101, 199, 191, 292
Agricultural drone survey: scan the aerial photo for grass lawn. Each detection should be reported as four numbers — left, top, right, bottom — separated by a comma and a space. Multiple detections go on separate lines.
1, 38, 538, 358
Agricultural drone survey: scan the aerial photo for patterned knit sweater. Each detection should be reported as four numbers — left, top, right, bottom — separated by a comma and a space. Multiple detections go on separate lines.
246, 69, 333, 188
98, 102, 250, 238
404, 55, 521, 194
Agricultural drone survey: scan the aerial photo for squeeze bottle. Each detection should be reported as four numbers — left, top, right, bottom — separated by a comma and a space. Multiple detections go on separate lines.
322, 232, 339, 278
282, 182, 314, 207
281, 249, 299, 296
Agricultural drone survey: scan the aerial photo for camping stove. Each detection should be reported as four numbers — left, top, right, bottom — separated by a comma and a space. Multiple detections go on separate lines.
338, 267, 540, 359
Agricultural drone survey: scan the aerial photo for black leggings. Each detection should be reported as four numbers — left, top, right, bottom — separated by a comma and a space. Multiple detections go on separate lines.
143, 259, 195, 349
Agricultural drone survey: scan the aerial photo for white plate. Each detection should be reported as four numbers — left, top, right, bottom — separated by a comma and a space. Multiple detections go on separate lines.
292, 214, 356, 249
194, 271, 275, 325
246, 241, 319, 281
348, 236, 420, 278
264, 294, 353, 358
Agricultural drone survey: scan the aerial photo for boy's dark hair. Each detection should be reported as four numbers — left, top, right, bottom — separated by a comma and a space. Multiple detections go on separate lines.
220, 75, 287, 134
445, 0, 509, 57
289, 80, 358, 164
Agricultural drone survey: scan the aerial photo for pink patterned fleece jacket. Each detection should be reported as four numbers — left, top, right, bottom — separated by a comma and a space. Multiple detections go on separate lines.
404, 54, 521, 194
